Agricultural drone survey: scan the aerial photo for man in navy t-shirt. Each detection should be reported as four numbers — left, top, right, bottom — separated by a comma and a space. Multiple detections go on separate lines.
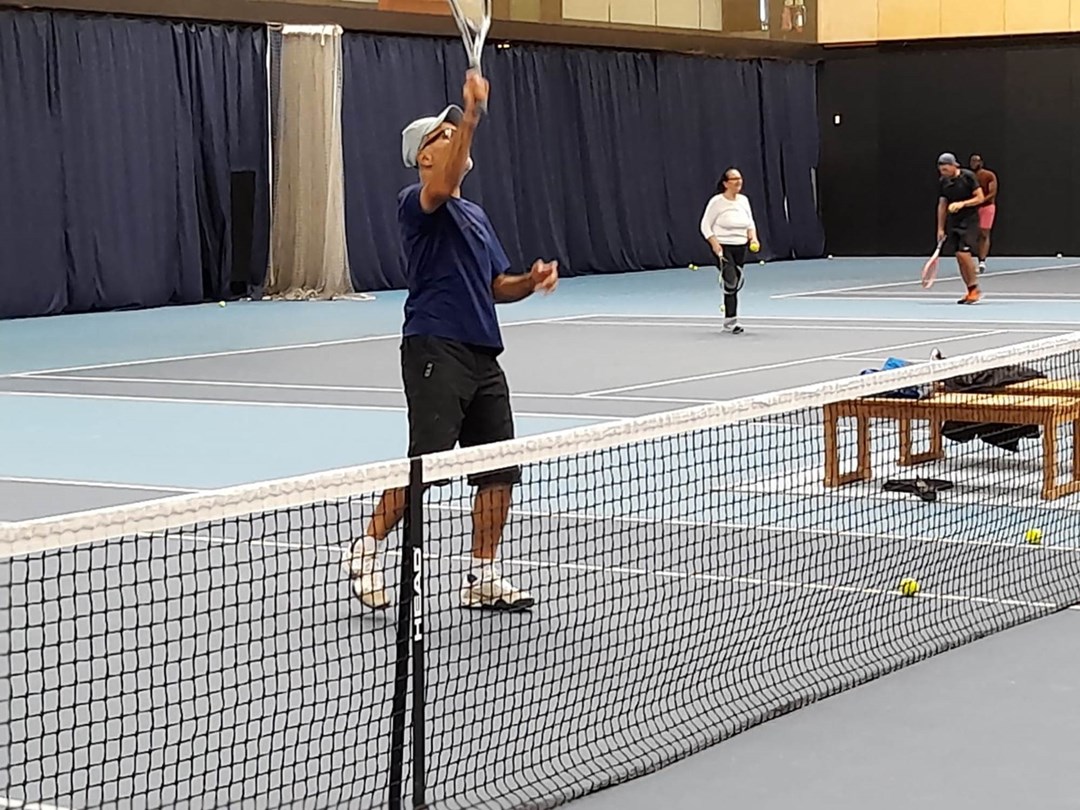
343, 71, 559, 612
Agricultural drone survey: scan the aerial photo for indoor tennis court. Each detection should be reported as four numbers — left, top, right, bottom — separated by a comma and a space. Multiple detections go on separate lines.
5, 256, 1080, 810
5, 1, 1080, 808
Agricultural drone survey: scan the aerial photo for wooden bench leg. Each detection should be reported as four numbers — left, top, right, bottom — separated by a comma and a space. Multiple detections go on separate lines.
899, 418, 913, 466
823, 406, 872, 487
1074, 419, 1080, 484
899, 419, 946, 467
930, 419, 944, 460
1053, 418, 1080, 500
856, 416, 872, 481
824, 404, 841, 487
1043, 418, 1059, 500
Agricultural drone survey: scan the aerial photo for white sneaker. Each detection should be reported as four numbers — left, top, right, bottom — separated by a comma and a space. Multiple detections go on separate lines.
461, 565, 535, 611
341, 543, 390, 610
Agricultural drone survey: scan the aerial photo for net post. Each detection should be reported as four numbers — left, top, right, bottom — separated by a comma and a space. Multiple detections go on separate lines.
388, 464, 421, 810
408, 457, 427, 809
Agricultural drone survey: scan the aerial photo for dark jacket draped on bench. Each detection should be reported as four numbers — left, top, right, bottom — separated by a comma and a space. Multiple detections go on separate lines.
941, 365, 1047, 452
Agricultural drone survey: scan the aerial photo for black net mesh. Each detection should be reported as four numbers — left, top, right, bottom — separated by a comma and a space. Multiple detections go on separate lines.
4, 336, 1080, 809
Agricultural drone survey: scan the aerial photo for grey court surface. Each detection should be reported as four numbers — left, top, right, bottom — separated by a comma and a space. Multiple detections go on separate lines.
4, 280, 1080, 810
571, 610, 1080, 810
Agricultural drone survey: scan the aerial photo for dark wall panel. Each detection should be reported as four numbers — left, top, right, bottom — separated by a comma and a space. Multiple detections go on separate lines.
1000, 48, 1075, 256
817, 57, 879, 255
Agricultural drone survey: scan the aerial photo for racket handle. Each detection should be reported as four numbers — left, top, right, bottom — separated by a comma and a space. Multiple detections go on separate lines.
473, 64, 487, 115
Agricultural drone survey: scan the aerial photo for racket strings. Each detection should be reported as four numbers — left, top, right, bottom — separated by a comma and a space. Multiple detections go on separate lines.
456, 0, 489, 26
447, 0, 491, 68
450, 0, 490, 34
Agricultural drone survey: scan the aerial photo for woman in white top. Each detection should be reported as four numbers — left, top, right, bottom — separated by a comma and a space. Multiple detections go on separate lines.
699, 168, 760, 334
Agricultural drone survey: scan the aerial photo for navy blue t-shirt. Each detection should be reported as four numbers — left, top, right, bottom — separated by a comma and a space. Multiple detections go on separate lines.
399, 184, 511, 352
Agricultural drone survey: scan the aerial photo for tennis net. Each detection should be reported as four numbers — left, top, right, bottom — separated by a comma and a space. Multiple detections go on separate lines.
4, 332, 1080, 810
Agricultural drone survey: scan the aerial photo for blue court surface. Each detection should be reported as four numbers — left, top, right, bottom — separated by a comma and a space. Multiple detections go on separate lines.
4, 255, 1080, 505
3, 256, 1080, 810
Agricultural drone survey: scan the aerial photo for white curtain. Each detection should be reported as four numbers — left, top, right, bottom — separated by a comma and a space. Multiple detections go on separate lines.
266, 24, 370, 301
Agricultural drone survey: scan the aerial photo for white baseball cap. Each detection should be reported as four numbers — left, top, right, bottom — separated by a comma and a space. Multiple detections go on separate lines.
401, 105, 464, 168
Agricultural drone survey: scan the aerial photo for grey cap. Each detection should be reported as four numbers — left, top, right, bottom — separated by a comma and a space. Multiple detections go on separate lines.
401, 105, 464, 168
937, 152, 959, 166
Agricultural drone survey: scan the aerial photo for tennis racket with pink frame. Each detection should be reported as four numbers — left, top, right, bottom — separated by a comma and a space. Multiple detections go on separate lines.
921, 237, 946, 289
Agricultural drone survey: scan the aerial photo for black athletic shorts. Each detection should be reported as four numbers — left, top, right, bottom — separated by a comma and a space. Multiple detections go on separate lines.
942, 218, 980, 255
401, 335, 521, 487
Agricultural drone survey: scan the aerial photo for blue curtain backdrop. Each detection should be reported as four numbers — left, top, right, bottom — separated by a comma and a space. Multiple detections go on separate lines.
342, 35, 825, 292
1, 13, 821, 317
0, 10, 268, 319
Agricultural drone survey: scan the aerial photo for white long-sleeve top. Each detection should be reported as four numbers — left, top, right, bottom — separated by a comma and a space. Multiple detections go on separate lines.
700, 193, 757, 246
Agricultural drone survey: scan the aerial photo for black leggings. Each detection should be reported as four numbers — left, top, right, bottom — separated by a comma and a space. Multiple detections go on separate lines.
719, 244, 747, 318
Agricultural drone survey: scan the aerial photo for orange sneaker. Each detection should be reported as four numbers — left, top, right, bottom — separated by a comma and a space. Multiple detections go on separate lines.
957, 288, 981, 305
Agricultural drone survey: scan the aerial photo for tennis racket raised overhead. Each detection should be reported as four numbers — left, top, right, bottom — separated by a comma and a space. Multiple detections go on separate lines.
921, 237, 946, 289
446, 0, 492, 113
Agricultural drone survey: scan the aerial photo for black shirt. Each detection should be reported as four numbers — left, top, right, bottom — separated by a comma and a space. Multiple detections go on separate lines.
939, 169, 980, 226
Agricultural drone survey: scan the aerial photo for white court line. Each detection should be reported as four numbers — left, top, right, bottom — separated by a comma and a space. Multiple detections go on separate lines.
23, 375, 406, 394
180, 523, 1080, 614
784, 295, 1080, 304
0, 475, 201, 493
15, 374, 715, 406
572, 320, 1008, 333
88, 506, 1080, 561
0, 390, 618, 422
4, 314, 597, 379
426, 500, 1080, 557
581, 331, 1006, 397
0, 799, 73, 810
585, 313, 1080, 326
770, 262, 1080, 300
911, 292, 1080, 299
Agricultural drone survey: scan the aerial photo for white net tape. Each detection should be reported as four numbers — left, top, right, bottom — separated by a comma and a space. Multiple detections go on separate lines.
0, 460, 409, 559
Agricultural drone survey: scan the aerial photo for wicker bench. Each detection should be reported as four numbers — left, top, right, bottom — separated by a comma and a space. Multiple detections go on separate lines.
823, 392, 1080, 501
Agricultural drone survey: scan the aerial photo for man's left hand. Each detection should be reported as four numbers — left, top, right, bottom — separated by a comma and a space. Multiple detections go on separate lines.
530, 260, 559, 295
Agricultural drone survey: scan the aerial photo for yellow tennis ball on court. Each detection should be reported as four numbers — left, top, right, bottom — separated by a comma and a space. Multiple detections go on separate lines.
899, 577, 921, 597
759, 260, 766, 265
1025, 528, 1043, 545
689, 264, 698, 271
218, 301, 227, 308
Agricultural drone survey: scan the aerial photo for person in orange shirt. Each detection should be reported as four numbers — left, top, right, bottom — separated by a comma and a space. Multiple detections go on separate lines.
969, 154, 998, 274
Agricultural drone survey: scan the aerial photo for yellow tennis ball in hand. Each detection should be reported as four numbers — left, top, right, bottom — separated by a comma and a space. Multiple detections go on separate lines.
749, 241, 760, 253
1025, 528, 1043, 545
899, 577, 921, 597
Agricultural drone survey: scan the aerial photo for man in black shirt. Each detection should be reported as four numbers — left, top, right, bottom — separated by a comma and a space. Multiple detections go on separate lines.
936, 152, 985, 304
